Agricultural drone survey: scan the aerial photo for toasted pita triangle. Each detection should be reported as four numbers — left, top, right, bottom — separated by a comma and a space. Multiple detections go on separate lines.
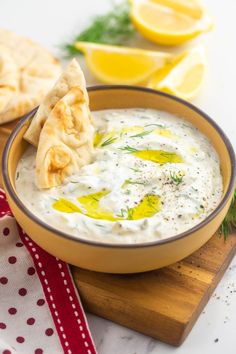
35, 86, 94, 189
24, 59, 88, 146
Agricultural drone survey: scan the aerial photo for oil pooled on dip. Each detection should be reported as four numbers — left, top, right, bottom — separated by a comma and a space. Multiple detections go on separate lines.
16, 108, 223, 244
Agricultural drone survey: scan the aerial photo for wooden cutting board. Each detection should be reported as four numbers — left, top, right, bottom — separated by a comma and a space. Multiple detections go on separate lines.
1, 120, 236, 346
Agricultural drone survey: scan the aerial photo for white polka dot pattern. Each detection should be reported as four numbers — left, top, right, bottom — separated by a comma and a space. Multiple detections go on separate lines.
0, 189, 97, 354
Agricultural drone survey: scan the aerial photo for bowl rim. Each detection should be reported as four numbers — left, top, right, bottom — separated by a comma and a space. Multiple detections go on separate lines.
2, 85, 236, 249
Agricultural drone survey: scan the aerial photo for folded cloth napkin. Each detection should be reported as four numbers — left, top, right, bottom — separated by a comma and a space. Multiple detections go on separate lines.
0, 189, 97, 354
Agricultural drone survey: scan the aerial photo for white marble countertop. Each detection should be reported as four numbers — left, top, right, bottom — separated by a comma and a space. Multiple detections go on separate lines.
1, 0, 236, 352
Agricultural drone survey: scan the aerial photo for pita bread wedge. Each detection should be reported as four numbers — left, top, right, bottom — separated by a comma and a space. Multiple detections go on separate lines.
35, 86, 94, 189
24, 59, 88, 146
0, 29, 61, 124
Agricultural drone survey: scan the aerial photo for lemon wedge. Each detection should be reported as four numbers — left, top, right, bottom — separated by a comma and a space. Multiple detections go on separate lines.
75, 41, 172, 84
148, 46, 206, 100
129, 0, 213, 45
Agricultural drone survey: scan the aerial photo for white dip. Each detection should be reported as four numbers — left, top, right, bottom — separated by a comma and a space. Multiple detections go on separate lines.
16, 108, 223, 244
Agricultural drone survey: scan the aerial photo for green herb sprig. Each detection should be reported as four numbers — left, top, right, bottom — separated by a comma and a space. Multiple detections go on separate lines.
144, 124, 166, 129
131, 130, 153, 138
119, 145, 139, 153
123, 179, 145, 186
116, 206, 133, 219
62, 2, 135, 57
117, 208, 127, 218
220, 190, 236, 240
130, 167, 141, 173
101, 136, 118, 147
170, 171, 184, 186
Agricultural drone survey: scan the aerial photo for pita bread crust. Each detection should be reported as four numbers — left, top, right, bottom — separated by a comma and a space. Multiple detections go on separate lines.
36, 87, 94, 189
0, 46, 18, 113
0, 29, 61, 124
24, 59, 88, 146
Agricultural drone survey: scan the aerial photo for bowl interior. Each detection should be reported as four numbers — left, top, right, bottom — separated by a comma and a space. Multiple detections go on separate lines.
4, 86, 235, 239
88, 87, 234, 196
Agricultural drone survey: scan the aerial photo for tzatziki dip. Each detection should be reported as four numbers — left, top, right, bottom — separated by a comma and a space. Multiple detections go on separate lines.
16, 108, 223, 244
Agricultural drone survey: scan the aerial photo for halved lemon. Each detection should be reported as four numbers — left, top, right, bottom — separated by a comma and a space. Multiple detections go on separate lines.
148, 46, 206, 100
75, 41, 172, 84
149, 0, 204, 19
129, 0, 213, 45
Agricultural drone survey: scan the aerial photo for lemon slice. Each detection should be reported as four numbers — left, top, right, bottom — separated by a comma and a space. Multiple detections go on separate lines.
130, 0, 213, 45
149, 0, 204, 19
148, 46, 206, 100
75, 41, 172, 84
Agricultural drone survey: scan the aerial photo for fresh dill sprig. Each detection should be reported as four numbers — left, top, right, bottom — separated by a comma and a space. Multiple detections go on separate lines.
123, 179, 145, 187
116, 208, 127, 218
144, 124, 166, 128
125, 189, 131, 195
101, 137, 117, 147
119, 145, 139, 153
130, 167, 141, 173
220, 189, 236, 241
170, 171, 184, 186
126, 207, 134, 220
130, 130, 153, 138
61, 2, 135, 57
91, 196, 99, 202
116, 206, 133, 219
94, 223, 105, 228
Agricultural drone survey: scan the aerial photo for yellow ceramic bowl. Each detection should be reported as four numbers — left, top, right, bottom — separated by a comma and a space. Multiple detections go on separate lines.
2, 86, 236, 273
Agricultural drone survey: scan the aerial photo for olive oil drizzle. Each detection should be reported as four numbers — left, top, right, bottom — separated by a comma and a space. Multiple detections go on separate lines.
52, 191, 161, 221
120, 145, 182, 164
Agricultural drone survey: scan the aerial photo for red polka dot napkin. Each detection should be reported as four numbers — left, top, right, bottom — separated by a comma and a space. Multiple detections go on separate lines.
0, 189, 97, 354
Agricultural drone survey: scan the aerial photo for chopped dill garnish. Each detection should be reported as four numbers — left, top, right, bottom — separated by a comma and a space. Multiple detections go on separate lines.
94, 223, 105, 228
161, 151, 175, 158
117, 207, 133, 219
129, 167, 141, 173
219, 190, 236, 241
101, 136, 117, 147
16, 171, 20, 180
119, 145, 139, 153
130, 130, 153, 138
170, 171, 184, 185
144, 124, 165, 128
125, 189, 131, 195
91, 197, 99, 202
61, 2, 135, 57
116, 208, 127, 218
122, 179, 145, 188
116, 206, 134, 219
126, 207, 134, 220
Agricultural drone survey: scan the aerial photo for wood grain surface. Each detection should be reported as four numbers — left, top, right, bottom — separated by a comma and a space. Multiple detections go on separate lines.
1, 120, 236, 346
72, 233, 236, 346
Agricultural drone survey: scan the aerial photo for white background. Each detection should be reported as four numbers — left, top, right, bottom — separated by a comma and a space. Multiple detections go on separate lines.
1, 1, 236, 353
